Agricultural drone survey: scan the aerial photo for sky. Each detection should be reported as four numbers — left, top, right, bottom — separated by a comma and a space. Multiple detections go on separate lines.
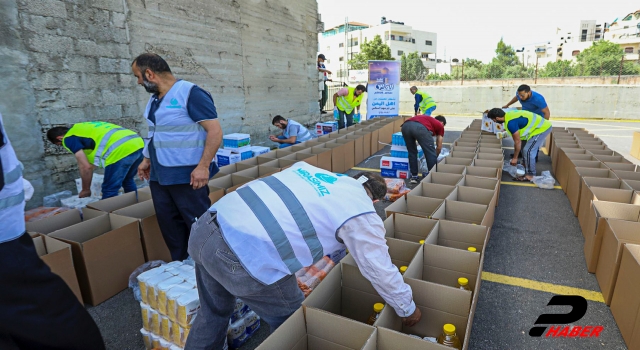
317, 0, 636, 62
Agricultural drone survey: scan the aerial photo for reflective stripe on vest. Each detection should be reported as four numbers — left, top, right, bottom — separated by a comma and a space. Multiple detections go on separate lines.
520, 113, 545, 139
417, 91, 436, 113
0, 113, 26, 242
3, 165, 22, 185
285, 120, 312, 142
0, 190, 24, 210
148, 124, 204, 133
336, 87, 362, 113
93, 127, 125, 166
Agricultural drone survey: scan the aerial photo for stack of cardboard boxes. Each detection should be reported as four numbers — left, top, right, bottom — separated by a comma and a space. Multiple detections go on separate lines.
549, 127, 640, 349
379, 132, 425, 179
249, 118, 499, 350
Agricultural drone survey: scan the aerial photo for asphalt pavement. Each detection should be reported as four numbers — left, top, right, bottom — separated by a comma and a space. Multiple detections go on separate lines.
88, 116, 636, 349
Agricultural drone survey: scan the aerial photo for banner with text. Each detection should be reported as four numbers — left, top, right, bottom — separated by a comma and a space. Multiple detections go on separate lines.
367, 60, 400, 118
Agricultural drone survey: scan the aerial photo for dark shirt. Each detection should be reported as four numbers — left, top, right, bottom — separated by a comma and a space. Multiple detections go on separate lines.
507, 117, 529, 135
63, 136, 95, 154
148, 85, 219, 185
414, 94, 423, 114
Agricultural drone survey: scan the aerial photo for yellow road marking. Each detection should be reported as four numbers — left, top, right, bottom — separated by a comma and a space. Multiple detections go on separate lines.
482, 271, 605, 303
352, 167, 381, 172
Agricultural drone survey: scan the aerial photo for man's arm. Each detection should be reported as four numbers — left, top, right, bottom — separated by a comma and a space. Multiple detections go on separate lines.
338, 213, 421, 326
270, 135, 297, 144
541, 106, 550, 120
435, 135, 443, 156
503, 96, 518, 109
75, 151, 94, 198
511, 131, 521, 166
191, 119, 222, 190
318, 67, 332, 74
414, 94, 422, 115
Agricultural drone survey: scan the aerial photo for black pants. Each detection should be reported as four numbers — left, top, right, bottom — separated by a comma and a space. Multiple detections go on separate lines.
401, 121, 438, 177
0, 233, 104, 350
150, 181, 211, 261
320, 82, 328, 111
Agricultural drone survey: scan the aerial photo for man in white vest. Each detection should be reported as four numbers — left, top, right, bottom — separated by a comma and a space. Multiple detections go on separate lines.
0, 113, 105, 349
269, 115, 314, 148
185, 163, 422, 349
131, 53, 223, 261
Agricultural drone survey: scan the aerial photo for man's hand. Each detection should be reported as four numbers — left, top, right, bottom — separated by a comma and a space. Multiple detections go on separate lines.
402, 307, 422, 327
269, 135, 279, 142
502, 105, 509, 109
79, 189, 92, 198
138, 158, 151, 181
510, 158, 518, 166
190, 165, 209, 190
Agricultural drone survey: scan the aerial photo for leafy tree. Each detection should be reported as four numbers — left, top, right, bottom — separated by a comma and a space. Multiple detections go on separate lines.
539, 60, 574, 77
348, 35, 393, 70
400, 54, 409, 80
400, 52, 427, 81
573, 40, 640, 76
494, 38, 520, 67
464, 58, 484, 70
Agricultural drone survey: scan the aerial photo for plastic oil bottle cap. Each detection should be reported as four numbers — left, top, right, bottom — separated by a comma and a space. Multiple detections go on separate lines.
467, 247, 477, 252
373, 303, 385, 313
419, 240, 425, 244
399, 266, 408, 273
458, 277, 469, 286
443, 323, 456, 335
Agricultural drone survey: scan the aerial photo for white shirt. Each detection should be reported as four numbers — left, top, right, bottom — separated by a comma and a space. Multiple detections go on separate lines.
338, 213, 416, 318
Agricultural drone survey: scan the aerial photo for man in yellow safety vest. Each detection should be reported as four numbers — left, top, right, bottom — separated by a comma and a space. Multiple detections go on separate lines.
486, 108, 552, 181
410, 86, 436, 116
47, 122, 144, 199
332, 84, 366, 129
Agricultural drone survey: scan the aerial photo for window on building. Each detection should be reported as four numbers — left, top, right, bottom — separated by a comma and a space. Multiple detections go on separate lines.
398, 50, 404, 55
390, 35, 395, 40
425, 40, 433, 45
398, 36, 404, 41
339, 57, 344, 61
412, 38, 415, 43
338, 43, 344, 48
572, 50, 580, 56
581, 29, 587, 42
421, 53, 429, 58
625, 47, 634, 53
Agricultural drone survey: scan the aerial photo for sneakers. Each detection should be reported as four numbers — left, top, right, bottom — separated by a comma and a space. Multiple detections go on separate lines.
409, 176, 420, 184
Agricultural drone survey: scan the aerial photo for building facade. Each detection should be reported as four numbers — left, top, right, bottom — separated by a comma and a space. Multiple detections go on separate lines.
605, 10, 640, 60
318, 19, 437, 81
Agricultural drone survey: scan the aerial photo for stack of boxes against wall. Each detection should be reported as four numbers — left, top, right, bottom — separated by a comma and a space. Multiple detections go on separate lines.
216, 133, 271, 167
379, 132, 425, 179
550, 128, 640, 349
249, 118, 500, 350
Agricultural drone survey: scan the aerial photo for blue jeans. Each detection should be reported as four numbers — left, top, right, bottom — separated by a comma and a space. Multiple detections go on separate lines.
186, 211, 304, 350
277, 135, 300, 149
422, 106, 436, 116
522, 128, 551, 176
101, 149, 144, 199
337, 109, 354, 129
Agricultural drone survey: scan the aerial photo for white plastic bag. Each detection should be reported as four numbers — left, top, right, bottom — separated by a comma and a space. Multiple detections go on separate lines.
503, 161, 525, 178
531, 171, 556, 190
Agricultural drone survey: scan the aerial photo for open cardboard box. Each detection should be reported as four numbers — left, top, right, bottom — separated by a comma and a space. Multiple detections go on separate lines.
86, 189, 152, 213
384, 196, 444, 219
445, 187, 496, 227
624, 179, 640, 192
613, 170, 640, 182
257, 149, 294, 161
551, 143, 581, 175
256, 307, 375, 350
345, 134, 365, 165
49, 214, 145, 305
459, 175, 499, 192
465, 166, 499, 179
439, 157, 473, 167
476, 147, 503, 154
421, 172, 464, 186
423, 220, 489, 254
554, 148, 589, 184
475, 153, 504, 162
279, 154, 318, 169
330, 138, 356, 170
609, 243, 640, 349
296, 148, 332, 171
434, 163, 466, 175
593, 155, 632, 164
32, 234, 83, 303
588, 149, 618, 156
354, 131, 372, 159
363, 127, 379, 155
208, 184, 225, 205
605, 162, 637, 172
289, 145, 310, 152
208, 174, 254, 193
577, 176, 627, 230
564, 161, 609, 211
454, 141, 478, 149
234, 165, 281, 180
448, 151, 476, 160
472, 159, 503, 171
596, 219, 640, 305
377, 122, 394, 150
217, 163, 239, 175
559, 159, 604, 193
258, 159, 294, 171
378, 267, 474, 349
408, 182, 456, 200
112, 200, 171, 262
341, 238, 421, 272
431, 200, 490, 227
26, 208, 106, 235
383, 213, 438, 243
235, 157, 261, 171
301, 261, 385, 324
477, 142, 502, 150
450, 146, 477, 153
582, 201, 640, 273
315, 143, 346, 173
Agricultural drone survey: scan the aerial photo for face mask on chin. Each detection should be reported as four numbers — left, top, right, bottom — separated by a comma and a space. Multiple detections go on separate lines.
142, 75, 160, 94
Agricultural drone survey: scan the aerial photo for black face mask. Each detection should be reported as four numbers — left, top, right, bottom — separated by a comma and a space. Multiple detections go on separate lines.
142, 74, 160, 94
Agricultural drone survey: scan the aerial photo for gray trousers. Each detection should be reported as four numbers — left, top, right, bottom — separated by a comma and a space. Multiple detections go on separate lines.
185, 211, 304, 350
401, 121, 438, 177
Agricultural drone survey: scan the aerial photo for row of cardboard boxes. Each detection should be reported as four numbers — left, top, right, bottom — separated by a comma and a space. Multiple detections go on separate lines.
549, 127, 640, 349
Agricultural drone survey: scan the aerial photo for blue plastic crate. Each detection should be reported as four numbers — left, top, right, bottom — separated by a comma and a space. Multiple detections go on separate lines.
240, 151, 253, 160
392, 132, 405, 146
390, 146, 423, 159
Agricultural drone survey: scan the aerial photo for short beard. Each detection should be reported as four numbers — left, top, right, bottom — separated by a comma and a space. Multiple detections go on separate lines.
142, 75, 160, 94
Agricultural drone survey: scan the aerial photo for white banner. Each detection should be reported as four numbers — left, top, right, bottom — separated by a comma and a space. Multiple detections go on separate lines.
367, 60, 400, 117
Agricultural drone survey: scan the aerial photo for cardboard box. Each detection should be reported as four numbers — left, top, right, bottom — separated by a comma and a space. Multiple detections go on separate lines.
405, 243, 481, 292
551, 143, 581, 175
354, 131, 372, 159
317, 143, 346, 173
301, 262, 385, 324
332, 138, 356, 170
234, 158, 260, 171
465, 166, 499, 179
342, 238, 421, 272
588, 149, 618, 156
215, 149, 241, 166
560, 159, 604, 194
113, 201, 171, 262
431, 200, 490, 227
32, 234, 83, 303
614, 170, 640, 182
234, 165, 280, 180
279, 153, 318, 169
422, 172, 464, 186
624, 179, 640, 192
564, 161, 609, 212
384, 195, 444, 219
216, 163, 239, 175
594, 155, 632, 164
49, 214, 145, 305
256, 159, 292, 171
596, 219, 640, 305
380, 169, 410, 179
423, 220, 489, 253
26, 208, 106, 235
459, 175, 499, 192
345, 134, 365, 164
208, 184, 225, 205
383, 213, 438, 243
87, 190, 153, 213
475, 153, 504, 162
555, 149, 594, 190
408, 183, 456, 200
454, 141, 478, 149
577, 175, 625, 231
377, 122, 394, 150
364, 128, 379, 155
609, 244, 640, 349
476, 147, 503, 154
434, 163, 466, 175
257, 307, 375, 350
289, 145, 310, 152
451, 146, 477, 153
296, 148, 332, 172
207, 174, 254, 193
472, 159, 503, 171
449, 151, 476, 160
440, 157, 474, 167
582, 201, 640, 273
381, 156, 410, 171
605, 162, 637, 172
631, 131, 640, 160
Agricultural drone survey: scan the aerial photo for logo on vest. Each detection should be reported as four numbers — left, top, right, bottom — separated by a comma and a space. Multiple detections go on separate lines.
315, 173, 337, 184
166, 98, 182, 109
294, 168, 331, 197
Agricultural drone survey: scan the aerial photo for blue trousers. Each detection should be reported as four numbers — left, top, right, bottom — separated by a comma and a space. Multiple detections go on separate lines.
277, 135, 300, 149
101, 149, 143, 199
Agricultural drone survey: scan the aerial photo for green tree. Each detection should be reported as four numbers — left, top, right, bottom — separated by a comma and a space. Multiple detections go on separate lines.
348, 35, 393, 69
573, 40, 640, 76
400, 53, 409, 80
539, 60, 574, 77
401, 52, 427, 81
494, 38, 520, 67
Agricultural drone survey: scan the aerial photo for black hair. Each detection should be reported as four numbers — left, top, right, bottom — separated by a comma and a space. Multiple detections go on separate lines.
46, 126, 70, 143
434, 115, 447, 126
352, 171, 386, 201
131, 53, 172, 74
487, 108, 506, 120
272, 115, 286, 124
517, 84, 531, 93
355, 84, 366, 92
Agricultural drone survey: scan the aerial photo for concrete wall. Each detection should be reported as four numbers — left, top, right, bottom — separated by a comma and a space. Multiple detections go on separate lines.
0, 0, 322, 207
411, 75, 640, 86
400, 83, 640, 120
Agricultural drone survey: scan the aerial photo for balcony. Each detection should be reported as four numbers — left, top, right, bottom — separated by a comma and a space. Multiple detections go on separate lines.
535, 47, 546, 53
